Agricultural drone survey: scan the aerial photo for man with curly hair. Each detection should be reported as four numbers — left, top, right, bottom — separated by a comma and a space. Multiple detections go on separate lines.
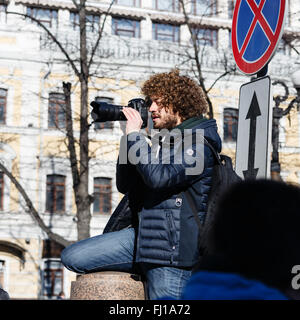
141, 69, 208, 129
61, 70, 222, 299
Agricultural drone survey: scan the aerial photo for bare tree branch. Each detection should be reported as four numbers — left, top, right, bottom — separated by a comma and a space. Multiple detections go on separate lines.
88, 0, 115, 71
7, 11, 81, 78
178, 0, 237, 119
179, 0, 213, 118
0, 162, 71, 248
207, 52, 236, 93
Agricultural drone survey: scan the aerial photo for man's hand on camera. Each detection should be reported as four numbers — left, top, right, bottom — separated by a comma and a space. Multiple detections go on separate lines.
122, 107, 143, 135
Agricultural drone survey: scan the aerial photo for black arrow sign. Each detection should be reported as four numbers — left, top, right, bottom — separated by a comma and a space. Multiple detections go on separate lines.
243, 91, 261, 180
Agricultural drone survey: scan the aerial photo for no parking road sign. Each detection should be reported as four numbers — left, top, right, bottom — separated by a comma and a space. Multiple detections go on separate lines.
232, 0, 287, 75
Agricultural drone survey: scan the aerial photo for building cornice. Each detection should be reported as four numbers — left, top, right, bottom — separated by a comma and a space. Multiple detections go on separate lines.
14, 0, 232, 29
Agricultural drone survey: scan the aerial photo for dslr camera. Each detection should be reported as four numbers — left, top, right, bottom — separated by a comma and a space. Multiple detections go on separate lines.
90, 98, 151, 129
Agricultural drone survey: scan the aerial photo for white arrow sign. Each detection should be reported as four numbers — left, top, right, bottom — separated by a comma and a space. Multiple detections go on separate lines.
235, 76, 273, 179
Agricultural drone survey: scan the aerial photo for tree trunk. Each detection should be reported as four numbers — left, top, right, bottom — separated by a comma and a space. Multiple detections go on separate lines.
7, 1, 114, 242
77, 1, 91, 241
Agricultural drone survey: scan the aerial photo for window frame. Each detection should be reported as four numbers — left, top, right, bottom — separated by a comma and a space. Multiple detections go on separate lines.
223, 108, 239, 142
228, 0, 235, 19
285, 0, 291, 27
0, 172, 3, 211
115, 0, 141, 7
152, 22, 180, 43
277, 37, 291, 56
112, 17, 141, 38
0, 2, 7, 12
69, 11, 100, 32
0, 88, 7, 125
46, 174, 66, 214
0, 259, 6, 290
93, 177, 112, 215
48, 93, 66, 129
153, 0, 180, 12
191, 27, 218, 48
26, 6, 58, 29
0, 2, 7, 23
191, 0, 217, 17
42, 258, 64, 299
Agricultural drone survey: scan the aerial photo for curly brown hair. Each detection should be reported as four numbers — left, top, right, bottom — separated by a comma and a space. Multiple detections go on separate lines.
141, 69, 208, 120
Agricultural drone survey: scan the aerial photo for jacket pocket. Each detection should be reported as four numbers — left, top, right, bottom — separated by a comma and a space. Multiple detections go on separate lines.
166, 210, 178, 248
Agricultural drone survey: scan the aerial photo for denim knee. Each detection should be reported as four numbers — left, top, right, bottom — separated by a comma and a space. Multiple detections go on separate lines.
60, 229, 136, 274
61, 244, 85, 274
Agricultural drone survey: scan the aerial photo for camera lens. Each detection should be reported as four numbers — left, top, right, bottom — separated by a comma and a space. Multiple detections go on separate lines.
90, 98, 148, 128
90, 101, 126, 122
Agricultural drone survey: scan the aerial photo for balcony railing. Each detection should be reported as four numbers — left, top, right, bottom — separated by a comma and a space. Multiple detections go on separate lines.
39, 32, 297, 79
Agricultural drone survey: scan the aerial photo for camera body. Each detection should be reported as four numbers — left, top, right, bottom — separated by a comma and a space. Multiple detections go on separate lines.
90, 98, 149, 129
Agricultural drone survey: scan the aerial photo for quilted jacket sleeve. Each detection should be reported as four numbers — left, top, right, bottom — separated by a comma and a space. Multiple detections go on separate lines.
116, 135, 138, 194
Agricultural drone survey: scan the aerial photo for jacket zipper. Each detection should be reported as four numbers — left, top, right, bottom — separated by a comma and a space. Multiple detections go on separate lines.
166, 211, 177, 264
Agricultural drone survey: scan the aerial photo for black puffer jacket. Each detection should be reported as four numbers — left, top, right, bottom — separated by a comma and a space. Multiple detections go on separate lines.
116, 117, 222, 267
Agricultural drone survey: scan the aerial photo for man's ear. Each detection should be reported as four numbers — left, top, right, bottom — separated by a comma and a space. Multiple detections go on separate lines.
175, 110, 183, 123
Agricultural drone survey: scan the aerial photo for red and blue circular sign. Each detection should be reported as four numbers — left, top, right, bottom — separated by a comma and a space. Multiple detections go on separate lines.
232, 0, 287, 75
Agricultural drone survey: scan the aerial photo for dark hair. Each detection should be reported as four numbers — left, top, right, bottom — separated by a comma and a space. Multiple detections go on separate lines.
209, 179, 300, 291
141, 69, 208, 120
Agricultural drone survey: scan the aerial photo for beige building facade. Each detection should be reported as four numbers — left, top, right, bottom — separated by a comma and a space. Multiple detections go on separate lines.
0, 0, 299, 299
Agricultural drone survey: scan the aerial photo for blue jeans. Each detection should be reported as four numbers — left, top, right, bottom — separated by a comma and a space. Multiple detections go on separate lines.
61, 228, 192, 300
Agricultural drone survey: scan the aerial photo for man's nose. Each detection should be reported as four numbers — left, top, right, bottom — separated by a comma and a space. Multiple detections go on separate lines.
149, 101, 157, 112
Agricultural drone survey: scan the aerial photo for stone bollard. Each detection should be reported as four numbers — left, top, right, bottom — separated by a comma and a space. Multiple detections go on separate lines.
70, 271, 146, 300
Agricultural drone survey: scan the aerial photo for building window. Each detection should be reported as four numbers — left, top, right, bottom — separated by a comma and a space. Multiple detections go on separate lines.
0, 88, 7, 124
0, 260, 5, 289
69, 11, 78, 29
26, 7, 58, 28
153, 0, 180, 12
0, 2, 7, 12
42, 259, 64, 299
152, 22, 180, 43
0, 3, 7, 23
94, 97, 114, 130
0, 172, 3, 211
192, 27, 218, 48
191, 0, 217, 16
93, 177, 112, 214
224, 108, 238, 142
277, 37, 291, 56
228, 0, 235, 19
285, 1, 291, 27
115, 0, 141, 7
112, 17, 140, 38
48, 93, 66, 129
46, 175, 65, 213
70, 11, 100, 32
